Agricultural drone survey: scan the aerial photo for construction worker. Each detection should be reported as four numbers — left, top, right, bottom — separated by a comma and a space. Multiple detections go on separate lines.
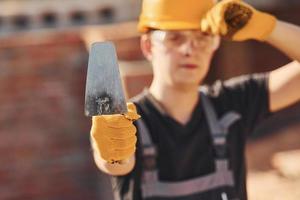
90, 0, 300, 199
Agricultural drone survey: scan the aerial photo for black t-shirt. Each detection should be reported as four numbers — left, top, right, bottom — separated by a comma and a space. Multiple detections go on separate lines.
111, 73, 271, 200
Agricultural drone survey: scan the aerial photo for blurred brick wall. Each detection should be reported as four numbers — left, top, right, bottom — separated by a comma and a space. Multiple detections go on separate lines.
0, 4, 299, 199
0, 32, 106, 200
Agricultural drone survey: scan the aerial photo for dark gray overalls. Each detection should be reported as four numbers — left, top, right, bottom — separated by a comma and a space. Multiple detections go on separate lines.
135, 91, 241, 200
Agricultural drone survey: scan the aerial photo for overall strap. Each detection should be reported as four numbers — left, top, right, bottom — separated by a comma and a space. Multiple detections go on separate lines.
136, 119, 159, 182
200, 91, 224, 135
141, 171, 234, 199
200, 91, 241, 170
199, 90, 241, 136
136, 119, 153, 147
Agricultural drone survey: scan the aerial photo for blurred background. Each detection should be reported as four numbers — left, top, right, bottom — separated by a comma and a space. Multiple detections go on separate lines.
0, 0, 299, 199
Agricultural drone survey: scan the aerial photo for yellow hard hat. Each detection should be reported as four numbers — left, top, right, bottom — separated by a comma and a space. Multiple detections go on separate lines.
138, 0, 216, 33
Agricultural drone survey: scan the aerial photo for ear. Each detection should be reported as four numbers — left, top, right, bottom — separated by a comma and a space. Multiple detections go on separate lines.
140, 34, 153, 60
211, 35, 221, 51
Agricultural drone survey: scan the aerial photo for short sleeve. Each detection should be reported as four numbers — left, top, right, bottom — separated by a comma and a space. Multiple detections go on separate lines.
209, 73, 272, 137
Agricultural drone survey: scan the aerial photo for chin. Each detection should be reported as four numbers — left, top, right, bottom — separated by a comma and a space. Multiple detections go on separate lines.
172, 79, 202, 90
175, 75, 204, 85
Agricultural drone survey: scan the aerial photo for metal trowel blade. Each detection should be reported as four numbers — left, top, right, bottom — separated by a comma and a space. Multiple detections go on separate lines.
84, 41, 127, 116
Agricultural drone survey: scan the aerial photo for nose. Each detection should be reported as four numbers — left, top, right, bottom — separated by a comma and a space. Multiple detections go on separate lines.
178, 39, 198, 57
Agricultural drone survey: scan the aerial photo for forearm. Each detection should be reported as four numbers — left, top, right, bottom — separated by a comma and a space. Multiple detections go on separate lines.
269, 61, 300, 112
266, 20, 300, 61
266, 20, 300, 112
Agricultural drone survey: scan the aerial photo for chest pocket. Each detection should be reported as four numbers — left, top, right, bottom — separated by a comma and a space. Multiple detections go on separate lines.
136, 91, 241, 200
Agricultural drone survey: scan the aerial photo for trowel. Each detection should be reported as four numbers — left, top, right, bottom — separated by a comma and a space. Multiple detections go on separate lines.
84, 41, 127, 117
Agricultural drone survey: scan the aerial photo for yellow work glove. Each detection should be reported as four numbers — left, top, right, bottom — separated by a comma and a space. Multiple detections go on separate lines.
201, 0, 276, 41
90, 102, 140, 163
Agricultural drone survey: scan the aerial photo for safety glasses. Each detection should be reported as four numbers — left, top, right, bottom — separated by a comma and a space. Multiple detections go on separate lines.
151, 30, 215, 49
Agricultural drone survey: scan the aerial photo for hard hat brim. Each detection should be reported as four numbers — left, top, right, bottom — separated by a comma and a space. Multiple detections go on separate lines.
138, 20, 202, 33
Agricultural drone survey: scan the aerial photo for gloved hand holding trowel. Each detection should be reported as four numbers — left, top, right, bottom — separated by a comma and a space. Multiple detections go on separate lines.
85, 42, 140, 172
91, 102, 140, 163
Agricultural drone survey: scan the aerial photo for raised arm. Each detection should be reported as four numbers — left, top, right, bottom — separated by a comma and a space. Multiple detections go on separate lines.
201, 0, 300, 112
266, 21, 300, 112
266, 20, 300, 61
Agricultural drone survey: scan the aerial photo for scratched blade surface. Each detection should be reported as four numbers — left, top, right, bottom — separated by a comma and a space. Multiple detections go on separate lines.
84, 41, 127, 116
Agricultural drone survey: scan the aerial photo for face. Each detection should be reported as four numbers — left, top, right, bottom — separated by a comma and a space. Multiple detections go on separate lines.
141, 30, 220, 88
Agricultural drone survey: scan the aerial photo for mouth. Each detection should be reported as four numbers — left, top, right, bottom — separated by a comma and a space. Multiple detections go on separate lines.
180, 64, 198, 69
